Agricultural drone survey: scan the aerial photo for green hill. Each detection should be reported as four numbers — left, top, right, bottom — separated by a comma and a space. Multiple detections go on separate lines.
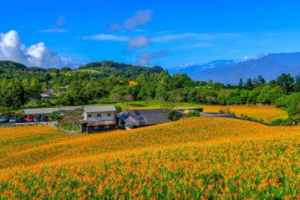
0, 61, 28, 73
77, 60, 164, 77
0, 60, 164, 78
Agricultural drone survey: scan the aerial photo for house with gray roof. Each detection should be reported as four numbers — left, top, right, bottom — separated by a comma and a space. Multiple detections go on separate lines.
81, 106, 117, 133
23, 106, 117, 133
117, 109, 170, 129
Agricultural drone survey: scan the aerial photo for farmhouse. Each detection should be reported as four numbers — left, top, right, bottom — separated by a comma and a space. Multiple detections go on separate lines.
23, 106, 117, 133
81, 106, 117, 133
118, 107, 204, 129
118, 109, 170, 129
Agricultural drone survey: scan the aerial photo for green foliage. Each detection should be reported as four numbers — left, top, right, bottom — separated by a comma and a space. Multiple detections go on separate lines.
188, 110, 200, 117
219, 108, 235, 116
78, 61, 164, 78
270, 118, 293, 126
240, 114, 265, 124
0, 60, 299, 126
276, 73, 295, 94
49, 111, 63, 121
168, 110, 183, 121
115, 106, 122, 113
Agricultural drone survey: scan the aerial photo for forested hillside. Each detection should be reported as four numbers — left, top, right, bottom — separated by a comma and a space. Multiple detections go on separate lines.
0, 60, 299, 124
77, 61, 164, 77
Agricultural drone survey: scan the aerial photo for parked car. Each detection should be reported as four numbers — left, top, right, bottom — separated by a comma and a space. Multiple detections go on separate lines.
41, 115, 48, 122
17, 116, 26, 123
26, 115, 34, 122
9, 117, 18, 123
34, 115, 41, 122
0, 116, 10, 123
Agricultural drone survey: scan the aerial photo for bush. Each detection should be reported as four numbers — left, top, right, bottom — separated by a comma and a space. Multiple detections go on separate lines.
270, 118, 293, 126
219, 108, 235, 116
168, 110, 183, 121
188, 110, 200, 117
49, 111, 63, 121
115, 106, 122, 113
240, 114, 264, 124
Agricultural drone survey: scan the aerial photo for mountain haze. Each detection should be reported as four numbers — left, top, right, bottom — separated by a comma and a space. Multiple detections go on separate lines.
171, 52, 300, 84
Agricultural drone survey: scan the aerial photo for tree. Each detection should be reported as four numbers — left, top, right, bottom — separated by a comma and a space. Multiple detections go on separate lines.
60, 110, 83, 131
238, 78, 243, 89
276, 73, 295, 94
245, 78, 253, 90
0, 80, 26, 108
257, 75, 266, 85
49, 110, 63, 121
294, 76, 300, 92
168, 110, 183, 121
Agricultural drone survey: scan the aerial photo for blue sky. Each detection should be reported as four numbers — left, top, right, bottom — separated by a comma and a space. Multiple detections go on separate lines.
1, 0, 300, 68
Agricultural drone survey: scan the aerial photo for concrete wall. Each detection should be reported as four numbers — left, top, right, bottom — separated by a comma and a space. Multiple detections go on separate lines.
84, 112, 116, 123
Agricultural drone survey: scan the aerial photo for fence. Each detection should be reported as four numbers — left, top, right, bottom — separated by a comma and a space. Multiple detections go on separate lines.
0, 121, 58, 128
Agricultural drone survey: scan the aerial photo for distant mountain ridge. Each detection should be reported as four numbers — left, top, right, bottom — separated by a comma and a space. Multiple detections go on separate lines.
0, 60, 164, 78
170, 52, 300, 84
78, 61, 164, 77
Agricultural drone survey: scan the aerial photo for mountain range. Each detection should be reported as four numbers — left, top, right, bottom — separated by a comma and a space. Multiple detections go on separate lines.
1, 52, 300, 84
170, 52, 300, 84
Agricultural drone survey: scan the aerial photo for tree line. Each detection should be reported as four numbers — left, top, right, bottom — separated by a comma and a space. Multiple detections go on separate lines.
0, 67, 299, 124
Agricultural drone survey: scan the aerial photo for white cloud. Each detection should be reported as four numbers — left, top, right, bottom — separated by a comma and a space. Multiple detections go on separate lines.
136, 50, 168, 66
83, 34, 129, 41
152, 33, 240, 42
0, 30, 80, 68
40, 15, 67, 33
178, 62, 196, 69
238, 52, 269, 62
110, 10, 153, 30
127, 36, 150, 50
39, 29, 68, 33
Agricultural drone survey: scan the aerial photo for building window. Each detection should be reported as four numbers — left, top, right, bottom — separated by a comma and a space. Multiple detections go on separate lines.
107, 113, 111, 117
88, 114, 92, 118
105, 125, 110, 129
97, 114, 101, 117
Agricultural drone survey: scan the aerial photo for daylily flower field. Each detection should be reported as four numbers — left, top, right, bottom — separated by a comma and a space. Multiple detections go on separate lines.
0, 116, 299, 199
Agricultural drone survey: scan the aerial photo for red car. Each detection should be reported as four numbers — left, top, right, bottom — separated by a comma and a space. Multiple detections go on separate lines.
26, 115, 34, 122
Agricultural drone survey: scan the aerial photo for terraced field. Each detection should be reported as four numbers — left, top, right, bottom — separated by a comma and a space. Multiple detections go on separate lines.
0, 118, 299, 199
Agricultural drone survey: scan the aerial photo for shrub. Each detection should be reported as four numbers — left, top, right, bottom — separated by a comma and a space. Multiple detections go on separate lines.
219, 108, 236, 116
115, 106, 122, 113
49, 111, 63, 121
168, 110, 183, 121
188, 110, 200, 117
270, 118, 293, 126
240, 114, 264, 124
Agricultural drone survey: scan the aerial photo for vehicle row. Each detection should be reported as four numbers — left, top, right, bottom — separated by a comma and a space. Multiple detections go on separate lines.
0, 115, 49, 123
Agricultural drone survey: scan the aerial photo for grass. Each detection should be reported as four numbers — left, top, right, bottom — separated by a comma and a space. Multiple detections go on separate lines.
75, 69, 102, 74
59, 124, 81, 132
0, 118, 299, 199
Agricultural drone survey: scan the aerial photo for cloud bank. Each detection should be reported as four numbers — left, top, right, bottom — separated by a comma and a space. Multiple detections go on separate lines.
136, 50, 168, 66
127, 36, 151, 50
110, 10, 153, 30
0, 30, 80, 68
